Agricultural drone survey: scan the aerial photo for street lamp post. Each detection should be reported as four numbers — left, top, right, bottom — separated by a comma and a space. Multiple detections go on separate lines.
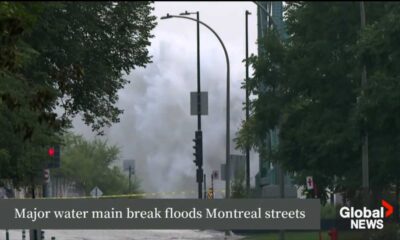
180, 11, 203, 200
160, 13, 231, 199
245, 10, 251, 194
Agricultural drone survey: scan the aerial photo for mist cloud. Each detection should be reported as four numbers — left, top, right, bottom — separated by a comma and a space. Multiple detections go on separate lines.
72, 2, 260, 196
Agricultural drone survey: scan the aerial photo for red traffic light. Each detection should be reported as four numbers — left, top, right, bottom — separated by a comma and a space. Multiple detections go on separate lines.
47, 145, 60, 168
48, 147, 55, 157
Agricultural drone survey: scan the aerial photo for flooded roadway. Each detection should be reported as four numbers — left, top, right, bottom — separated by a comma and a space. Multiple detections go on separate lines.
1, 229, 244, 240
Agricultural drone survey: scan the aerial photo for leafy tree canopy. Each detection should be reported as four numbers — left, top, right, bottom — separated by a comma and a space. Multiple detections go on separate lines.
236, 2, 400, 204
53, 133, 140, 196
24, 1, 156, 133
0, 2, 156, 185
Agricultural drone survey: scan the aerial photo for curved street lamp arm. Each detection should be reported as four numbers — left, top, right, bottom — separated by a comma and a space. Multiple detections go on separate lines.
163, 15, 230, 78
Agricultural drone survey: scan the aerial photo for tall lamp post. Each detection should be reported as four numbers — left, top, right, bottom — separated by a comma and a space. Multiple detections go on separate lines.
179, 10, 203, 199
160, 13, 231, 200
245, 10, 251, 194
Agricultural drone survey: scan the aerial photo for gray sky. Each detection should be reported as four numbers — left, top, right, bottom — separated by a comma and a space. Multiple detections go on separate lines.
72, 1, 260, 196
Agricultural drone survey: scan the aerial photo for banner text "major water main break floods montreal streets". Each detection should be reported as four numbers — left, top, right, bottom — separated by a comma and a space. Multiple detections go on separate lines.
15, 207, 307, 222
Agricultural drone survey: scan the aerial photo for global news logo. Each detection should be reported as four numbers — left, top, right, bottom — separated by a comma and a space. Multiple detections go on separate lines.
339, 200, 393, 230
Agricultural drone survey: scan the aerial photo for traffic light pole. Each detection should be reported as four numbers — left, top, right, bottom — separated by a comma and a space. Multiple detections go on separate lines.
160, 11, 231, 237
43, 169, 49, 198
161, 13, 231, 202
37, 169, 49, 240
195, 11, 203, 200
29, 155, 38, 240
194, 130, 203, 199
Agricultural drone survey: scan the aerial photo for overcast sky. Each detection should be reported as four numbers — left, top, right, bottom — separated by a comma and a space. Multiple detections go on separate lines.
72, 1, 261, 196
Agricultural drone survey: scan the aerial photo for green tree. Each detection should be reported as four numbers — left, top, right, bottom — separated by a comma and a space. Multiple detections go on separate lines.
236, 2, 400, 204
231, 170, 247, 198
0, 2, 156, 185
0, 2, 59, 187
53, 133, 140, 196
23, 1, 157, 134
356, 3, 400, 213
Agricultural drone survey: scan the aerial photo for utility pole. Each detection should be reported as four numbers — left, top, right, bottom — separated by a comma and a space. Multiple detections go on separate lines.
195, 11, 203, 200
181, 10, 204, 200
245, 10, 251, 195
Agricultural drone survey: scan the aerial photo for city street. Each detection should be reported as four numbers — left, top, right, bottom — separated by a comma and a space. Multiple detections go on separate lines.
1, 230, 244, 240
2, 1, 400, 239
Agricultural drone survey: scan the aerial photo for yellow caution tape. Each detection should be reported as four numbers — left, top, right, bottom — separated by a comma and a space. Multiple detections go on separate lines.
34, 189, 226, 200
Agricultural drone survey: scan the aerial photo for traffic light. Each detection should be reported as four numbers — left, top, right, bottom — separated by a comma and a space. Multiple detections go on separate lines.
192, 130, 203, 167
47, 145, 61, 168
